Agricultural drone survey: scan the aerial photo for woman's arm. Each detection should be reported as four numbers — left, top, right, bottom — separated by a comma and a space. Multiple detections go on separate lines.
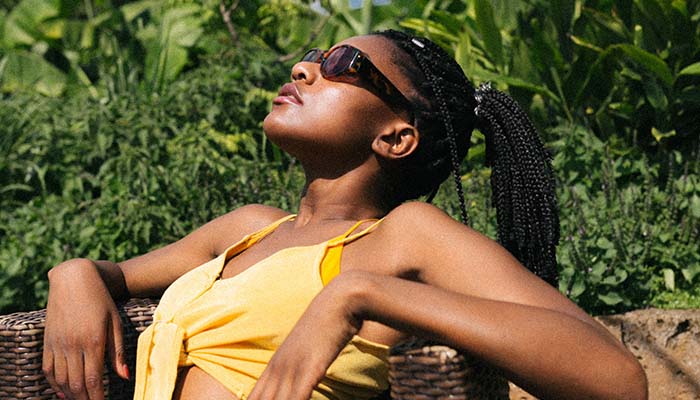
43, 204, 288, 400
251, 269, 645, 400
368, 202, 647, 399
251, 202, 646, 400
357, 272, 647, 400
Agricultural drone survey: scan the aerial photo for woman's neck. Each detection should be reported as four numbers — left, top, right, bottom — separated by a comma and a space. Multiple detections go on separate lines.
294, 169, 388, 226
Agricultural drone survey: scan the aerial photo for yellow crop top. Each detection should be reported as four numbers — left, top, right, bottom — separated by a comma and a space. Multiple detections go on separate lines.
134, 214, 389, 400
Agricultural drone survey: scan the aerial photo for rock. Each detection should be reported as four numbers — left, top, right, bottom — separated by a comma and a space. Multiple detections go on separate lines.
508, 308, 700, 400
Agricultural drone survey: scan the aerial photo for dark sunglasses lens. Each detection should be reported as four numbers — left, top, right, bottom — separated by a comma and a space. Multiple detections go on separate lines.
301, 49, 322, 63
323, 47, 357, 77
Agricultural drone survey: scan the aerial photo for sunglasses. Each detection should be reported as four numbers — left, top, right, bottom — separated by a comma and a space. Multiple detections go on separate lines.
300, 45, 414, 121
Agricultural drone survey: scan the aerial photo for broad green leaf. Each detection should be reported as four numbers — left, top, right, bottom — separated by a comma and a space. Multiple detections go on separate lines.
145, 40, 188, 91
613, 44, 673, 87
454, 30, 473, 71
6, 259, 23, 275
681, 264, 700, 283
689, 194, 700, 218
678, 62, 700, 76
399, 18, 458, 42
0, 51, 65, 96
598, 291, 624, 305
596, 237, 614, 249
141, 4, 203, 92
582, 7, 630, 40
569, 276, 586, 298
79, 226, 97, 240
169, 17, 202, 48
466, 142, 485, 161
662, 268, 675, 291
643, 79, 667, 110
469, 66, 561, 103
474, 0, 503, 68
3, 0, 61, 46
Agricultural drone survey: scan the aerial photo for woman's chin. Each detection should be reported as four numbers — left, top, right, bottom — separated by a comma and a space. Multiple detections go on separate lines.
262, 113, 285, 143
262, 108, 294, 137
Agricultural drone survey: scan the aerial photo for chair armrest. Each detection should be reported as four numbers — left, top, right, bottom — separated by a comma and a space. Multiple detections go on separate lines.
0, 298, 159, 400
388, 337, 509, 399
0, 299, 510, 400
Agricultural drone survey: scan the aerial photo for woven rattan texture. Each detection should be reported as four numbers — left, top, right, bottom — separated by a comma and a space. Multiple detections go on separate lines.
1, 300, 510, 399
389, 338, 509, 400
0, 298, 158, 400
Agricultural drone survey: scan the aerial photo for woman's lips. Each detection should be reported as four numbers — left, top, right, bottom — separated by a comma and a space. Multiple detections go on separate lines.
273, 83, 303, 105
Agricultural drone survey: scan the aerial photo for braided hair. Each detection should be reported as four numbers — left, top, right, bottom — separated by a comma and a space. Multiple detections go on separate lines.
374, 30, 560, 286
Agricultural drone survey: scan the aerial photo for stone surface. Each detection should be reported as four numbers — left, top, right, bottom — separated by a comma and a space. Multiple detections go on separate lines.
507, 308, 700, 400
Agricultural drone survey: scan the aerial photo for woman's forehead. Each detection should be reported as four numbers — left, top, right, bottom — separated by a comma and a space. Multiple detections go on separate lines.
333, 35, 393, 64
333, 35, 413, 94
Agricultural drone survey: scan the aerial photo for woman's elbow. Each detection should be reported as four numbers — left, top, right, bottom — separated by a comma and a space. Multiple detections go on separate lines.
613, 355, 648, 400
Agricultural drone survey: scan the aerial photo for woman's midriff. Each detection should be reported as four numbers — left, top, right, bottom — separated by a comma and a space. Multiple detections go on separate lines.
173, 365, 240, 400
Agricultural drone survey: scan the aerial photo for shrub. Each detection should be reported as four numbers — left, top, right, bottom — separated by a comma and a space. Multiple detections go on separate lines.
551, 124, 700, 314
431, 122, 700, 315
0, 54, 301, 313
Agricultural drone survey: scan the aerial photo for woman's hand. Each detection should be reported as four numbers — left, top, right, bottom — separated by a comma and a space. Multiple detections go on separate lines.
42, 259, 130, 400
248, 271, 369, 400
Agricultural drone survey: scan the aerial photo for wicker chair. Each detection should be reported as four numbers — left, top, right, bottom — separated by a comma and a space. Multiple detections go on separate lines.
0, 298, 510, 400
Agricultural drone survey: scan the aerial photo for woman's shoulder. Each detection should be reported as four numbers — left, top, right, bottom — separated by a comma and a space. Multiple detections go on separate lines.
358, 203, 465, 265
381, 201, 468, 235
207, 204, 291, 255
371, 202, 498, 263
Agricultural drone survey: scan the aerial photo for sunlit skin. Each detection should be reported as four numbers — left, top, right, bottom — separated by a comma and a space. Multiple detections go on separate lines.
43, 35, 647, 400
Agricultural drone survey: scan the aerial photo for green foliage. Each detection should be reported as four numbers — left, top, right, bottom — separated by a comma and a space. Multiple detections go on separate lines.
551, 124, 700, 314
399, 0, 700, 156
431, 122, 700, 314
0, 0, 72, 96
1, 0, 698, 316
0, 51, 301, 313
0, 0, 218, 97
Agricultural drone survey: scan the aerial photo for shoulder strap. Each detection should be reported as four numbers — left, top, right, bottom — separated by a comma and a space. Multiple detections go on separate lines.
222, 213, 296, 262
320, 218, 384, 286
248, 213, 297, 244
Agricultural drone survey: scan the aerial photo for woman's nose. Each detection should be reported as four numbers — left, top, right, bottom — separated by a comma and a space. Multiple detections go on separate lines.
291, 61, 319, 84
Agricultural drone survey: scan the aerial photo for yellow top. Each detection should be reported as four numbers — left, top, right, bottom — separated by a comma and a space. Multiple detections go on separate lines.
134, 214, 389, 400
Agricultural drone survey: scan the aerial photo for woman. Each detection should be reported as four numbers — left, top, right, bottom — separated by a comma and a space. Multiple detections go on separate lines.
42, 30, 647, 400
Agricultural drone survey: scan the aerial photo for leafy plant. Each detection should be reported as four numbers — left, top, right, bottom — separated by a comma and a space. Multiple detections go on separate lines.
0, 49, 297, 312
1, 0, 216, 97
552, 123, 700, 314
398, 0, 700, 157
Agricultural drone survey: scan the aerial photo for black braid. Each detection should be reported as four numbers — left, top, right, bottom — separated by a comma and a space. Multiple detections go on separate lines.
373, 30, 559, 285
423, 60, 469, 224
475, 85, 559, 284
373, 30, 475, 225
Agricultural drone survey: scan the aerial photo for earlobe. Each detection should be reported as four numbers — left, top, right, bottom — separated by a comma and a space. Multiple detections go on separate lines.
372, 124, 419, 159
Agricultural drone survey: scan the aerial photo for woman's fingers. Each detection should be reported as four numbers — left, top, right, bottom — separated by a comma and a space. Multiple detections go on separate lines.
107, 312, 128, 380
83, 346, 106, 400
249, 370, 311, 400
44, 328, 108, 400
52, 351, 69, 398
65, 350, 88, 400
42, 347, 62, 398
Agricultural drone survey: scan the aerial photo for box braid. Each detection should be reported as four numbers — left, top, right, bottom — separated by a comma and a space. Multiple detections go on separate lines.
373, 30, 560, 285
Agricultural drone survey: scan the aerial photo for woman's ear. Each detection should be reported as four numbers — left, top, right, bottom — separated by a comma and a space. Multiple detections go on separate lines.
372, 123, 419, 160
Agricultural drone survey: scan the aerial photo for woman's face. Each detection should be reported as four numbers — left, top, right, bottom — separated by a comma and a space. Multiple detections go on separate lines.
262, 35, 414, 167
